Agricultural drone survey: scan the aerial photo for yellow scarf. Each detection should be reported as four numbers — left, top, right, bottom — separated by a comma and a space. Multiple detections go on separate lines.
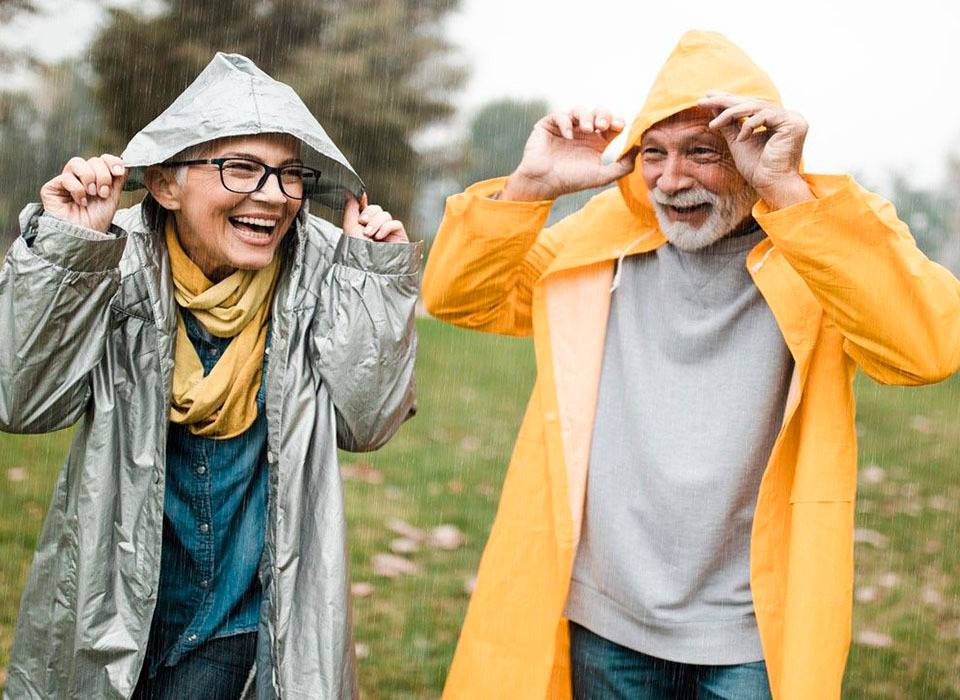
165, 218, 280, 439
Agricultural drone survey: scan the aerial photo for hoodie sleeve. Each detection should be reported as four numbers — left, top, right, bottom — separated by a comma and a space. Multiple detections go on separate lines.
0, 205, 127, 433
421, 177, 563, 337
755, 174, 960, 385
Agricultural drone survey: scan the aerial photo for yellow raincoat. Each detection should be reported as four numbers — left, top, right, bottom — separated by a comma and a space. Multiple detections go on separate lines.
422, 30, 960, 700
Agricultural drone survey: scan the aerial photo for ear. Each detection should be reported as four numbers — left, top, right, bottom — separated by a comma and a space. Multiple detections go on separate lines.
145, 166, 182, 211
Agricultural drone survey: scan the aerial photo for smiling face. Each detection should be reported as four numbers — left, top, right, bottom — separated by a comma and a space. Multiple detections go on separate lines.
641, 108, 756, 250
147, 133, 303, 281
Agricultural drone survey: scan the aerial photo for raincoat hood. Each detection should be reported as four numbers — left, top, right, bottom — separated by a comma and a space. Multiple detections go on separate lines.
121, 52, 363, 211
616, 30, 782, 220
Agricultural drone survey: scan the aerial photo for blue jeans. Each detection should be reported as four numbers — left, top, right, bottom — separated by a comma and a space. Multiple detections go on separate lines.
569, 622, 772, 700
132, 632, 257, 700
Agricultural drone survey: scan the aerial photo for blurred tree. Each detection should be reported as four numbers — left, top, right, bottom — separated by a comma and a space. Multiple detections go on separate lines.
460, 98, 548, 185
887, 172, 953, 256
0, 62, 102, 246
0, 0, 38, 67
89, 0, 465, 229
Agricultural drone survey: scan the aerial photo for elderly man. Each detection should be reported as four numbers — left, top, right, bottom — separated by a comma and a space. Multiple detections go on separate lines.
422, 31, 960, 700
0, 53, 419, 699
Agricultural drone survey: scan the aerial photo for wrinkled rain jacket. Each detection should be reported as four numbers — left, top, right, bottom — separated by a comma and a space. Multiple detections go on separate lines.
0, 53, 420, 700
422, 31, 960, 700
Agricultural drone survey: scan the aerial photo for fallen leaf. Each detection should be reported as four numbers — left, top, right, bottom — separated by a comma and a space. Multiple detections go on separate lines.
355, 643, 370, 660
854, 528, 889, 549
464, 576, 477, 595
371, 553, 421, 578
860, 464, 885, 485
427, 525, 466, 550
911, 415, 935, 434
385, 518, 426, 542
459, 435, 481, 453
878, 572, 900, 588
390, 537, 420, 554
6, 467, 27, 483
856, 630, 893, 648
855, 586, 879, 603
351, 582, 375, 598
447, 479, 464, 494
922, 587, 945, 607
341, 462, 383, 485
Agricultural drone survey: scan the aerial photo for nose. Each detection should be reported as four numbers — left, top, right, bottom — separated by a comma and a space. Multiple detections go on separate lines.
251, 172, 289, 204
655, 155, 695, 196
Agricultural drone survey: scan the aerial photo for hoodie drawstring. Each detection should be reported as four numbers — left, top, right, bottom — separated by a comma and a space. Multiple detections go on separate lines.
610, 231, 656, 292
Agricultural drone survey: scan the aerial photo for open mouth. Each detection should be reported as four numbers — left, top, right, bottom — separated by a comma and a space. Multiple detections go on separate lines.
667, 203, 711, 217
229, 215, 278, 242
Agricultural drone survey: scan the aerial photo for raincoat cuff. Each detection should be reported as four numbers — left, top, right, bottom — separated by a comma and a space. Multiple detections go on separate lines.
753, 174, 855, 231
24, 208, 128, 273
450, 177, 553, 243
333, 233, 422, 276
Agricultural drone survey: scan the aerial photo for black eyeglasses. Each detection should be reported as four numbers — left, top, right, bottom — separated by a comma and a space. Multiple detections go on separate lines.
165, 157, 321, 200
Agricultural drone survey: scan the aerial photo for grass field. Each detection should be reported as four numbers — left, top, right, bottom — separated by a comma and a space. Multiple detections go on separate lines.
2, 317, 960, 698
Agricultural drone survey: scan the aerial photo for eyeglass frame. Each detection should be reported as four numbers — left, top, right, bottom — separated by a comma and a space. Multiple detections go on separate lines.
164, 157, 322, 200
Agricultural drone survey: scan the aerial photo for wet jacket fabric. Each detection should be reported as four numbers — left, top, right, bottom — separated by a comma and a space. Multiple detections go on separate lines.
421, 30, 960, 700
0, 51, 420, 700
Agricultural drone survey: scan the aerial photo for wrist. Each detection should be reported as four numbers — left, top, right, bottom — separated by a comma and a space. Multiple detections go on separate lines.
500, 170, 558, 202
757, 175, 815, 211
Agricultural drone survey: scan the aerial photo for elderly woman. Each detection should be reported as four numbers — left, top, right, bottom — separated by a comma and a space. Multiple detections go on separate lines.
0, 54, 419, 699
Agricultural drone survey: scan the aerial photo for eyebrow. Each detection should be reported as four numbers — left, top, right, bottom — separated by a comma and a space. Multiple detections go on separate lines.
219, 151, 303, 165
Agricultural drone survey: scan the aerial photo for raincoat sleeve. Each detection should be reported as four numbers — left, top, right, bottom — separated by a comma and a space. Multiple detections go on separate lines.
0, 204, 127, 433
755, 174, 960, 385
421, 177, 562, 336
312, 229, 422, 452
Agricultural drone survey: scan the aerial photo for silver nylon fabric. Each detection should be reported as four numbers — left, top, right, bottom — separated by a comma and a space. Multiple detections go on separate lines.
0, 52, 419, 699
121, 52, 364, 210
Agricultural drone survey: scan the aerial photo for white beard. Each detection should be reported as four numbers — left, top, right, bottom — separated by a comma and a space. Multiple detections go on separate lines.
649, 184, 758, 251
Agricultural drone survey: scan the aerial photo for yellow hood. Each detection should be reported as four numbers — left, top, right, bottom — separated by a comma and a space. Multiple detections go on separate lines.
616, 30, 782, 219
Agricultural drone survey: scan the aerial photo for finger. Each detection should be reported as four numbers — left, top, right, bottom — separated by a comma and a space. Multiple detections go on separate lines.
343, 192, 361, 233
364, 211, 393, 237
737, 109, 777, 142
87, 157, 114, 199
100, 153, 128, 181
545, 112, 575, 140
358, 203, 383, 226
373, 220, 405, 242
58, 172, 89, 207
65, 157, 98, 197
707, 101, 775, 131
571, 106, 594, 134
598, 147, 638, 184
593, 109, 614, 131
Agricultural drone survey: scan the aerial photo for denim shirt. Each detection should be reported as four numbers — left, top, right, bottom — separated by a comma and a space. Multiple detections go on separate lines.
144, 310, 270, 676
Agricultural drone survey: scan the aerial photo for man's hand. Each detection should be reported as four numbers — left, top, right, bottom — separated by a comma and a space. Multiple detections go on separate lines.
40, 155, 128, 233
343, 192, 409, 243
696, 92, 814, 210
501, 108, 637, 202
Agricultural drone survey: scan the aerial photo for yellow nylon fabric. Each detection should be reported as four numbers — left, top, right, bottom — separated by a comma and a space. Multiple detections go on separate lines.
166, 218, 279, 439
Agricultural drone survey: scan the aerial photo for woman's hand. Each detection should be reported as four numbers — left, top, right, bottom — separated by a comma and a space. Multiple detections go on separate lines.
343, 193, 409, 243
39, 154, 128, 233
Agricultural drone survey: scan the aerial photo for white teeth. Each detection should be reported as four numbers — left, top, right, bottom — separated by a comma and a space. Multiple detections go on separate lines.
234, 216, 277, 228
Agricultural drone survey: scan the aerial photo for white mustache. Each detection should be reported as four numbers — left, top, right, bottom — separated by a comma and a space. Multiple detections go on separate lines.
649, 186, 719, 209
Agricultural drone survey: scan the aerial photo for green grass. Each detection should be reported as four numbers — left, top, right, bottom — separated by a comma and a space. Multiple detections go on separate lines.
2, 318, 960, 698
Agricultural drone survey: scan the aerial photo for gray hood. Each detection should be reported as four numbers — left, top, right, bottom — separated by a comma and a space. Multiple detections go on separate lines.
121, 52, 363, 211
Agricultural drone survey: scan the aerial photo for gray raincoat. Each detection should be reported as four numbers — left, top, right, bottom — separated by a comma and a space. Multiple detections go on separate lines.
0, 54, 420, 699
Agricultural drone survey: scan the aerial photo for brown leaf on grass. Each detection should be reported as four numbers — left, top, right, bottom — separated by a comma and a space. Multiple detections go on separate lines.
447, 479, 464, 494
385, 517, 426, 542
878, 572, 900, 588
459, 435, 481, 453
355, 642, 370, 660
911, 415, 935, 434
6, 467, 27, 482
922, 587, 945, 607
854, 528, 889, 549
351, 582, 375, 598
341, 462, 384, 485
390, 537, 420, 554
855, 586, 879, 603
856, 630, 893, 648
859, 464, 885, 485
427, 525, 466, 550
371, 553, 421, 578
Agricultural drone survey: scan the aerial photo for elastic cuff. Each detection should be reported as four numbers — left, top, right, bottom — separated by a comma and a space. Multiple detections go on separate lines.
29, 211, 128, 272
333, 233, 422, 275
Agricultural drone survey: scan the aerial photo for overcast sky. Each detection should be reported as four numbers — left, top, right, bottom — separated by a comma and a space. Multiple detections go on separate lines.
4, 0, 959, 187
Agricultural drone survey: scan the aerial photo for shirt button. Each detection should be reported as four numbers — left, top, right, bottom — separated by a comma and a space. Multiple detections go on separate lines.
187, 633, 198, 642
199, 523, 210, 534
196, 465, 207, 476
199, 579, 209, 588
